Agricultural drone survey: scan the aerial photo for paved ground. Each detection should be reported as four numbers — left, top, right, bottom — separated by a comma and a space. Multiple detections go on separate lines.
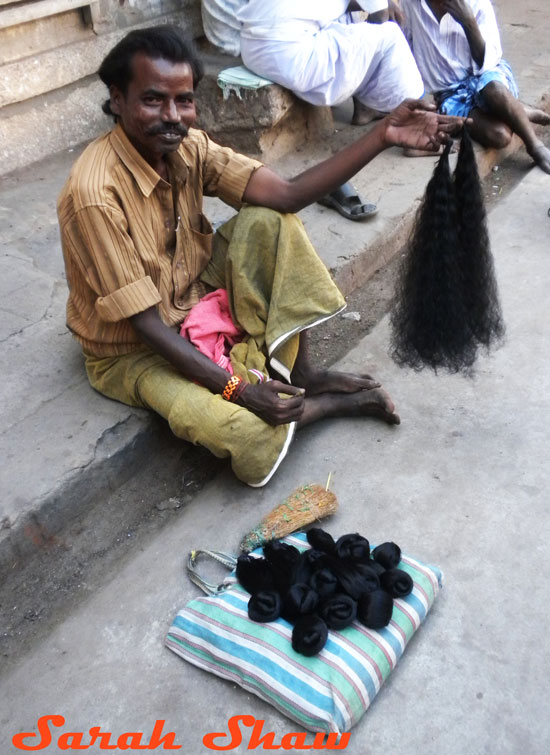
2, 160, 550, 755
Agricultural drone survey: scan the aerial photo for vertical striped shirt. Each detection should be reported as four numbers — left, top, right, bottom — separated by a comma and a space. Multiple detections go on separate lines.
58, 124, 262, 357
401, 0, 503, 93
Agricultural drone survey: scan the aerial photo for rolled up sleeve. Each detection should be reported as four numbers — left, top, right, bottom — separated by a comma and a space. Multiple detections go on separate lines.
96, 277, 161, 321
201, 134, 263, 206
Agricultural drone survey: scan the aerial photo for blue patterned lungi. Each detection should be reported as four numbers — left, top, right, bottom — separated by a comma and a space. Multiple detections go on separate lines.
435, 59, 519, 118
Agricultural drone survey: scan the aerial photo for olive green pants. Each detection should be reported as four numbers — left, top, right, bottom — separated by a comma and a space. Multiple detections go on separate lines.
85, 207, 345, 486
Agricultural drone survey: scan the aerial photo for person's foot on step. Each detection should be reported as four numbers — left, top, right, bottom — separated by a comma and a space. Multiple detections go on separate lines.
530, 143, 550, 174
524, 106, 550, 126
351, 99, 385, 126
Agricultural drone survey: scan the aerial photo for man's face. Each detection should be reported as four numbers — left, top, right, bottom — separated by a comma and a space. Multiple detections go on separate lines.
109, 53, 196, 165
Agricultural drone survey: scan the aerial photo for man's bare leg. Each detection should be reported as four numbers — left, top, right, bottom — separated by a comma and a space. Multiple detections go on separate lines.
298, 389, 400, 427
473, 82, 550, 173
403, 143, 457, 158
288, 330, 400, 425
289, 329, 376, 394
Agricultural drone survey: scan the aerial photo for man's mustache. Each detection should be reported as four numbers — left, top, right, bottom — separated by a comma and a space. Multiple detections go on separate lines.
146, 124, 188, 136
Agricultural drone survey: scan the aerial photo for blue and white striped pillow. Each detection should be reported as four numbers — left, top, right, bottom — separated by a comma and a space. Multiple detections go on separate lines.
166, 533, 443, 733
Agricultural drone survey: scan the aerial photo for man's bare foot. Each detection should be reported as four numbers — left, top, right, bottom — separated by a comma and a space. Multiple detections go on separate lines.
529, 143, 550, 174
351, 99, 385, 126
298, 387, 401, 427
290, 366, 380, 396
524, 106, 550, 126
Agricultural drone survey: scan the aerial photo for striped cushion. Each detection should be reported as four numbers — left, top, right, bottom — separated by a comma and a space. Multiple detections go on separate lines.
166, 533, 443, 733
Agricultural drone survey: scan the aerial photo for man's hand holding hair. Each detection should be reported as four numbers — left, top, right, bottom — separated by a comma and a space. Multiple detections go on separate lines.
382, 98, 469, 151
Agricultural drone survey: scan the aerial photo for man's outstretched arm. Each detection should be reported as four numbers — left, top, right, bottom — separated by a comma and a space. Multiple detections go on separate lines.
243, 99, 467, 212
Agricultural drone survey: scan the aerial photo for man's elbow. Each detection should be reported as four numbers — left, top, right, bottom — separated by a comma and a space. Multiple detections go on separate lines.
129, 306, 160, 339
248, 190, 304, 215
265, 196, 304, 214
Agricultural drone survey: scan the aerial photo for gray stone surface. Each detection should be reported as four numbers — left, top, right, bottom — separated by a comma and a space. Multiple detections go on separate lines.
197, 52, 335, 159
0, 9, 199, 108
2, 163, 550, 755
0, 3, 203, 175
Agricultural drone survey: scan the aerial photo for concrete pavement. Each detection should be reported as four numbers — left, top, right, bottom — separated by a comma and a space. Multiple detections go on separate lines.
2, 152, 550, 755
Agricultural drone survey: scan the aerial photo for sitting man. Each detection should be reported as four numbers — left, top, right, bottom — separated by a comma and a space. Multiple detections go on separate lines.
58, 26, 463, 487
235, 0, 426, 220
237, 1, 423, 125
400, 0, 550, 171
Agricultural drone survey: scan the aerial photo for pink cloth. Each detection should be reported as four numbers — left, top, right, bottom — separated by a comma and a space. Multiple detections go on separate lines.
180, 289, 243, 374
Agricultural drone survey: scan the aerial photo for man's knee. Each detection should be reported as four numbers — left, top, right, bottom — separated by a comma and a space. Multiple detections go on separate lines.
166, 388, 292, 486
481, 119, 513, 149
238, 204, 289, 231
232, 420, 294, 487
237, 204, 308, 250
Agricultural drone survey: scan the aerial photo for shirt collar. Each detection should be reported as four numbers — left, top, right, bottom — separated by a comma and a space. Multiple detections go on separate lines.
110, 123, 190, 197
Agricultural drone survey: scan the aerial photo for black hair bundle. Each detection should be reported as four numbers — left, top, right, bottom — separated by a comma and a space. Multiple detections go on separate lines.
248, 590, 282, 623
390, 128, 504, 374
237, 531, 414, 656
236, 555, 275, 595
453, 129, 505, 349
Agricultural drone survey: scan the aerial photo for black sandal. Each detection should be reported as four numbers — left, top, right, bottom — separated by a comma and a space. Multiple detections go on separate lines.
318, 182, 378, 221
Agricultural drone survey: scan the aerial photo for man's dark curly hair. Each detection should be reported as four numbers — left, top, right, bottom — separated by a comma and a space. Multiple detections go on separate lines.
390, 129, 504, 374
98, 25, 203, 117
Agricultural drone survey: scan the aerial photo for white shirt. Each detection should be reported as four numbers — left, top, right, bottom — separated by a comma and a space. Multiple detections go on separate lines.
237, 1, 389, 39
401, 0, 502, 93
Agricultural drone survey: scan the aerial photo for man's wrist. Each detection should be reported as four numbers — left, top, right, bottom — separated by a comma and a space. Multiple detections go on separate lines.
370, 119, 391, 152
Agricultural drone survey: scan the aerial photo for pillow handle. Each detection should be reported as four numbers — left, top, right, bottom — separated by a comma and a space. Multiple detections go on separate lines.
186, 549, 238, 596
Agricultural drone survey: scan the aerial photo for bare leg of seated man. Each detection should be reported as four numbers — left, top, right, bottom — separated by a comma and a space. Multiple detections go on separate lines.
405, 102, 550, 158
289, 330, 400, 425
470, 81, 550, 174
298, 388, 400, 427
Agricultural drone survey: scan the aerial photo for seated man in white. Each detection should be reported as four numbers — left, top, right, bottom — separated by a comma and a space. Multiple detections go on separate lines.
202, 1, 425, 220
400, 0, 550, 172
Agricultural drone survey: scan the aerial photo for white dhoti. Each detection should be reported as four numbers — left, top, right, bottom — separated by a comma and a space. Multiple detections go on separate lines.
240, 19, 424, 112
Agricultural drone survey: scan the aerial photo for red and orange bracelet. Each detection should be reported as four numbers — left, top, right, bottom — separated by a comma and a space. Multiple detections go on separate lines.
221, 375, 246, 402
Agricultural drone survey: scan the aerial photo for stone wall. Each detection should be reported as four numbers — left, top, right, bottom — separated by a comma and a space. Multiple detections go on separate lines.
0, 0, 203, 176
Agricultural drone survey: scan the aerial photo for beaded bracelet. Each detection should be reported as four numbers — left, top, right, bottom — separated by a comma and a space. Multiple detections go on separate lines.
222, 375, 243, 402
